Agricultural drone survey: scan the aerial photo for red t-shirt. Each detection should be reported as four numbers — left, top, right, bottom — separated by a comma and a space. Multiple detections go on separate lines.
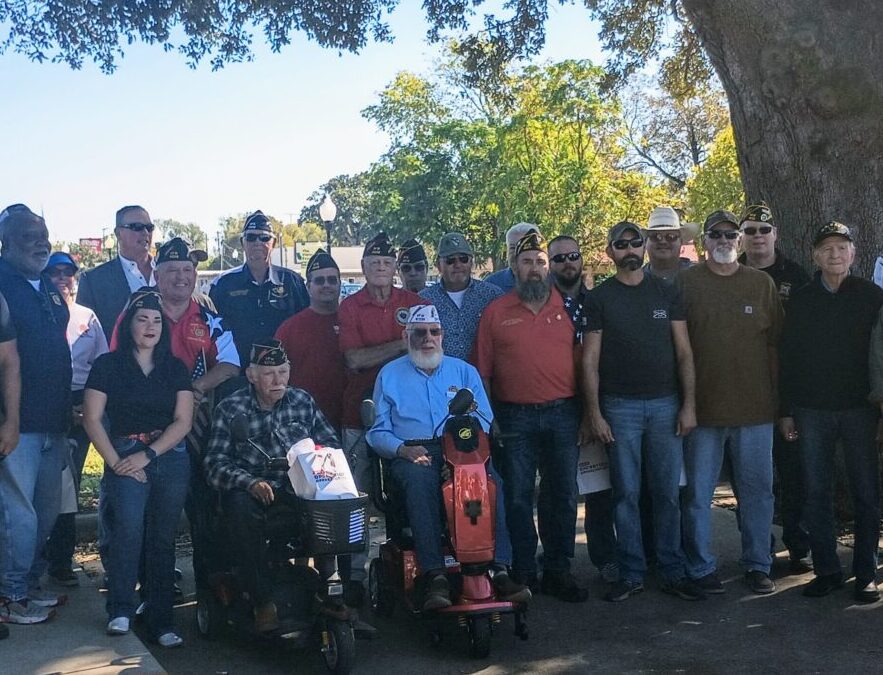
475, 288, 577, 404
337, 286, 424, 428
274, 308, 347, 430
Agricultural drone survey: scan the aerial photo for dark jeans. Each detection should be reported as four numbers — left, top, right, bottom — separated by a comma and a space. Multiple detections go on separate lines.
103, 439, 190, 639
794, 406, 880, 583
46, 425, 91, 575
184, 443, 214, 591
583, 489, 616, 570
772, 433, 810, 558
496, 398, 580, 577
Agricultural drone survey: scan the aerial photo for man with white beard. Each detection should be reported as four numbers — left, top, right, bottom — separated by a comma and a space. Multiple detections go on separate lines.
367, 305, 530, 611
677, 210, 784, 596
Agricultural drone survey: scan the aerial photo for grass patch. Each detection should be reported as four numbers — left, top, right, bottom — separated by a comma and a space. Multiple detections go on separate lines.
80, 445, 104, 512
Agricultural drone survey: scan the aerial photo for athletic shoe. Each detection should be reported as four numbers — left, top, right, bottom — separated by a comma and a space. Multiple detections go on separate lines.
604, 579, 644, 602
802, 573, 844, 598
48, 569, 80, 587
599, 562, 620, 584
27, 588, 67, 608
660, 578, 706, 601
692, 572, 725, 594
157, 632, 184, 648
0, 599, 54, 625
854, 580, 880, 604
106, 617, 130, 635
745, 570, 776, 594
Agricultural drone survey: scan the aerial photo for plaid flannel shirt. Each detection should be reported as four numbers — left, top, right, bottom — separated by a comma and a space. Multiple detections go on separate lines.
203, 384, 339, 491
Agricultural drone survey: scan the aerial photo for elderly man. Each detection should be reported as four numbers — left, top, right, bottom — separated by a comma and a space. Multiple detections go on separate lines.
367, 305, 529, 610
584, 222, 701, 602
644, 207, 696, 284
0, 204, 71, 624
397, 239, 429, 293
338, 232, 423, 600
738, 202, 812, 574
784, 222, 883, 603
678, 210, 783, 595
476, 232, 585, 601
547, 234, 617, 583
204, 338, 339, 632
210, 210, 309, 367
419, 232, 503, 360
78, 205, 157, 338
484, 223, 541, 293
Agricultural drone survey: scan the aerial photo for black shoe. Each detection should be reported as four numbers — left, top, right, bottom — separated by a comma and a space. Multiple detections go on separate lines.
492, 571, 531, 604
48, 569, 80, 588
745, 571, 776, 594
691, 572, 725, 594
788, 555, 813, 575
604, 579, 643, 602
660, 578, 706, 601
541, 571, 588, 603
0, 622, 8, 640
854, 580, 880, 604
802, 573, 844, 598
423, 574, 452, 611
345, 580, 365, 608
511, 570, 539, 594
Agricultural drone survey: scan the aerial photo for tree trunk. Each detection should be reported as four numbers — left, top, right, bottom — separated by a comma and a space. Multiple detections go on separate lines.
682, 0, 883, 276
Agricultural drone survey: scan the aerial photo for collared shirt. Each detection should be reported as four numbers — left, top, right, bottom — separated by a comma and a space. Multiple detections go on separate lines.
67, 302, 109, 391
165, 299, 239, 375
367, 354, 492, 459
476, 288, 577, 405
118, 254, 156, 293
203, 385, 339, 492
0, 258, 71, 433
419, 278, 503, 360
209, 263, 309, 366
483, 267, 516, 293
337, 285, 424, 428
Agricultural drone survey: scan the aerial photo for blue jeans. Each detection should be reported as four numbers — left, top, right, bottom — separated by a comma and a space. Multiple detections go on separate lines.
47, 426, 91, 574
602, 394, 686, 583
682, 424, 774, 577
390, 445, 513, 572
496, 399, 580, 576
0, 433, 65, 601
794, 407, 880, 583
103, 439, 189, 638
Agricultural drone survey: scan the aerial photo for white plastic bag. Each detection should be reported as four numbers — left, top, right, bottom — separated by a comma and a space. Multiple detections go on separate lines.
287, 438, 359, 500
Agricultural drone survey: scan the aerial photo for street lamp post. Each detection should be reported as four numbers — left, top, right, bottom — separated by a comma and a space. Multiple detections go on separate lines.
319, 194, 337, 255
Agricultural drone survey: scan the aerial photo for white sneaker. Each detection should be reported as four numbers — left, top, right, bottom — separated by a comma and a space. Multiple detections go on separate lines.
28, 588, 67, 607
0, 598, 54, 624
135, 601, 147, 617
157, 631, 183, 648
106, 616, 130, 635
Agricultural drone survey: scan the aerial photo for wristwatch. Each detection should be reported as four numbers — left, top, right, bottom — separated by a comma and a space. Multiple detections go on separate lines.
143, 446, 157, 463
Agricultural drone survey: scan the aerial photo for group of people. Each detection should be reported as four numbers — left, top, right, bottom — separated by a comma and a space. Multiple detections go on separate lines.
0, 196, 879, 653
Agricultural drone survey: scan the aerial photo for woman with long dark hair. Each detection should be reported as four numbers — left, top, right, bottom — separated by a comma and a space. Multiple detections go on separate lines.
83, 288, 193, 647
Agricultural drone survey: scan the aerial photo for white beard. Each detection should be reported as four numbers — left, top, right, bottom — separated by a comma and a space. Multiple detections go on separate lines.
409, 347, 443, 371
711, 246, 738, 264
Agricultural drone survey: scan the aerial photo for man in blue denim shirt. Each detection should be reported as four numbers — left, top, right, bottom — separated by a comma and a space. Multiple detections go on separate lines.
419, 233, 503, 360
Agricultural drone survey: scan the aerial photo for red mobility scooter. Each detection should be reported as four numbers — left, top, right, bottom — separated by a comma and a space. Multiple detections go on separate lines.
362, 390, 529, 658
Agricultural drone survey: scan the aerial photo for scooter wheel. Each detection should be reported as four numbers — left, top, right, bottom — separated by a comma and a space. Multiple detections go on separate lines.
322, 620, 355, 674
195, 589, 225, 640
468, 617, 492, 659
368, 558, 394, 618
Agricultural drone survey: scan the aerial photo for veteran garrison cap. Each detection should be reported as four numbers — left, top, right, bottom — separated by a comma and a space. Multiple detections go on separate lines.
128, 287, 163, 312
306, 249, 339, 276
514, 231, 546, 258
741, 202, 774, 226
362, 232, 396, 259
242, 210, 273, 234
156, 237, 208, 265
249, 338, 289, 367
397, 239, 427, 264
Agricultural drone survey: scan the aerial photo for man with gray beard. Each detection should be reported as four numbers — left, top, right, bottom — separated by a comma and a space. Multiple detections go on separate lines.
476, 232, 586, 601
367, 305, 529, 611
677, 210, 784, 595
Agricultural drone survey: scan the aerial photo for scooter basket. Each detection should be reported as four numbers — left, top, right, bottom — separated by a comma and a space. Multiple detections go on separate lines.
297, 493, 369, 555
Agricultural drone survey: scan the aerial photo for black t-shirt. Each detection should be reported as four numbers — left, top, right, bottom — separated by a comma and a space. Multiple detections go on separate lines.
86, 350, 192, 436
585, 275, 685, 398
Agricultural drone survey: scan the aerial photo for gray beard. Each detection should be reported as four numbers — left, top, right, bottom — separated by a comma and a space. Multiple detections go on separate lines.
711, 247, 738, 264
516, 278, 550, 303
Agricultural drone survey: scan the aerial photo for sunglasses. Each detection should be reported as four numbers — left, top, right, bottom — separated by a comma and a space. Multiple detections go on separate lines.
400, 262, 426, 273
550, 251, 581, 263
741, 226, 773, 236
611, 238, 644, 250
408, 327, 442, 338
706, 229, 740, 240
48, 267, 76, 278
310, 275, 339, 286
120, 222, 154, 233
244, 233, 274, 243
648, 232, 681, 242
443, 254, 471, 265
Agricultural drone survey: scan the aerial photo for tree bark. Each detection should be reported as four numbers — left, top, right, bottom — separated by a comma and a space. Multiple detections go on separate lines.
682, 0, 883, 275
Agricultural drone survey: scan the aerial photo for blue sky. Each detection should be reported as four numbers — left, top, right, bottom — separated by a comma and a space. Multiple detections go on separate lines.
0, 2, 605, 245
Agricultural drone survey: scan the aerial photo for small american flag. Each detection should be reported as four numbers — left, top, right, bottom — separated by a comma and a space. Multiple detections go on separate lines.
187, 349, 211, 453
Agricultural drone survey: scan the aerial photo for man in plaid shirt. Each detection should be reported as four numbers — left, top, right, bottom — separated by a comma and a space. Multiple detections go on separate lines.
203, 338, 338, 632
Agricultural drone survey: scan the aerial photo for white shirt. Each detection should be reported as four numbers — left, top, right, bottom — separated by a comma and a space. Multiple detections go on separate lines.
119, 254, 156, 292
67, 302, 109, 390
446, 288, 467, 309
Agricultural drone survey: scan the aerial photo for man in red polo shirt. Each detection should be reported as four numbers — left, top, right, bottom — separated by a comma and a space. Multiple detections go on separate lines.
476, 231, 586, 602
275, 249, 346, 431
338, 232, 423, 600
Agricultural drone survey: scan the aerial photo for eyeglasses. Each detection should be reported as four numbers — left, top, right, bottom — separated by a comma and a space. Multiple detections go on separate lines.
400, 262, 426, 273
310, 275, 339, 286
550, 251, 581, 263
47, 267, 76, 278
648, 232, 681, 243
611, 238, 644, 250
443, 254, 471, 265
706, 229, 740, 240
120, 222, 154, 233
244, 233, 273, 243
408, 327, 442, 338
741, 226, 773, 236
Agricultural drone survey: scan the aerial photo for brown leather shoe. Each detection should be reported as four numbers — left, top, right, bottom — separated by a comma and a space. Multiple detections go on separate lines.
253, 601, 279, 633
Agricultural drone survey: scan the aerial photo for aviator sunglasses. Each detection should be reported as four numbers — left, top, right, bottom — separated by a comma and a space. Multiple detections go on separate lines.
444, 254, 471, 265
408, 327, 442, 338
310, 275, 339, 286
648, 232, 681, 242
